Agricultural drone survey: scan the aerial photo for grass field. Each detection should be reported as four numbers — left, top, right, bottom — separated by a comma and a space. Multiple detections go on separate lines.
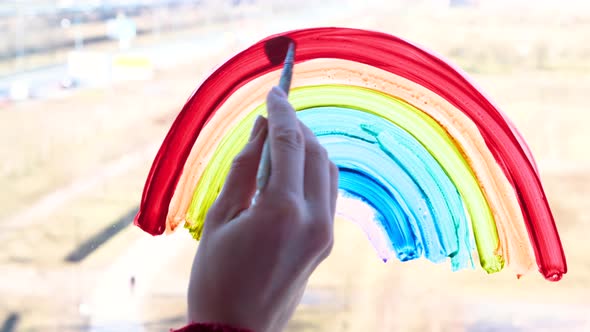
1, 1, 589, 331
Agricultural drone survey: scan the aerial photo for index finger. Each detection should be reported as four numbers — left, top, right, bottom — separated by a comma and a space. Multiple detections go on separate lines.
265, 86, 304, 196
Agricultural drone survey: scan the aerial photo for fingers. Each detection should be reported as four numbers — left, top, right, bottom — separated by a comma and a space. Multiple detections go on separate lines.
206, 116, 267, 226
298, 121, 337, 263
329, 161, 339, 219
265, 87, 304, 196
298, 121, 330, 212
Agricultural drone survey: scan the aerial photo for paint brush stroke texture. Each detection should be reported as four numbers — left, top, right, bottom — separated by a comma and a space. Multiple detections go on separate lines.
171, 59, 532, 276
301, 107, 474, 271
185, 86, 502, 270
134, 27, 566, 281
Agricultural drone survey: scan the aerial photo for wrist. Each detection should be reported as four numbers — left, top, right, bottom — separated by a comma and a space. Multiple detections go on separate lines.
173, 322, 254, 332
188, 301, 265, 332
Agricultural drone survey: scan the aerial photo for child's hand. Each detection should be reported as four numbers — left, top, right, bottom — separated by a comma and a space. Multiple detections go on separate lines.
187, 87, 339, 332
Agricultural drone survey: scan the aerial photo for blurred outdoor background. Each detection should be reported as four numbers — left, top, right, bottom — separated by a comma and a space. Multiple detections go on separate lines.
1, 0, 589, 331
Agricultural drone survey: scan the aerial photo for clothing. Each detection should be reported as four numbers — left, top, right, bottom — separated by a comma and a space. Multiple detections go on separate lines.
171, 322, 252, 332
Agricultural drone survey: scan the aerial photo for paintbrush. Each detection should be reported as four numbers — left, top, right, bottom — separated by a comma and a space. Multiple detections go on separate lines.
256, 37, 296, 191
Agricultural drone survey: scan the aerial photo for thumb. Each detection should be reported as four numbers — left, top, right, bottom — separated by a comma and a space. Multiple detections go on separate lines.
207, 115, 268, 225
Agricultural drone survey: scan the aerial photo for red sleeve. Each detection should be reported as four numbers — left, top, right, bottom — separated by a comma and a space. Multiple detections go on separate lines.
171, 322, 253, 332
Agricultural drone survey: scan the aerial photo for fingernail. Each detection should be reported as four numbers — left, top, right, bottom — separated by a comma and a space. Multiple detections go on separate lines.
271, 86, 287, 98
249, 115, 264, 141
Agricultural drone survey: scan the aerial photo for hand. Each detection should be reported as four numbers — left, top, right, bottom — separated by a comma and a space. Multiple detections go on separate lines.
187, 86, 339, 332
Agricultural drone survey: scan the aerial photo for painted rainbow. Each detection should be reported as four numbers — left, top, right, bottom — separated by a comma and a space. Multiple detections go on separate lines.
134, 27, 566, 281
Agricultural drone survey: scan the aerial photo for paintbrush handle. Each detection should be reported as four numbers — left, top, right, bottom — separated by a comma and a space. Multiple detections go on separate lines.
256, 138, 272, 189
278, 54, 294, 92
256, 42, 295, 191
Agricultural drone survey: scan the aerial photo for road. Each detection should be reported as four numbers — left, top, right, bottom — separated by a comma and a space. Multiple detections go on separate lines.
0, 29, 230, 102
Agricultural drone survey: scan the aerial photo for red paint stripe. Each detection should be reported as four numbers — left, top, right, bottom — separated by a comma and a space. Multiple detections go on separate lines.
134, 27, 566, 280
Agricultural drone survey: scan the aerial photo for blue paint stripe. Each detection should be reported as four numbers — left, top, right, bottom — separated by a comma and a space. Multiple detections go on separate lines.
298, 107, 475, 270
